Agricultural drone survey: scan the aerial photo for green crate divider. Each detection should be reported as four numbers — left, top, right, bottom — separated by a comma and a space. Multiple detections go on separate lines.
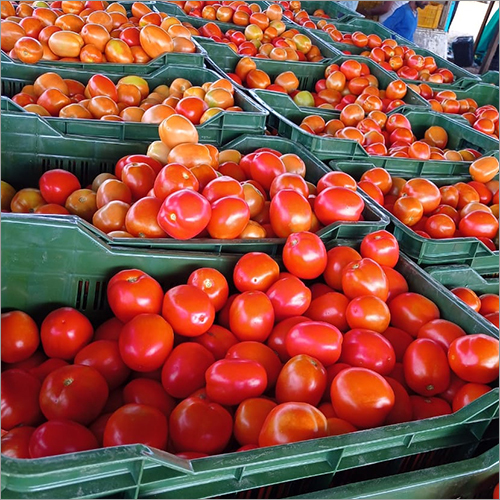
0, 1, 207, 71
425, 265, 499, 296
249, 91, 499, 162
329, 160, 500, 275
481, 70, 500, 86
289, 444, 500, 499
0, 61, 268, 145
1, 215, 498, 498
0, 124, 389, 252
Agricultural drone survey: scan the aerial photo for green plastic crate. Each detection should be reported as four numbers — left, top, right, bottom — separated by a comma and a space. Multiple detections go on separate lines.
0, 120, 389, 252
249, 92, 499, 162
425, 264, 499, 295
0, 62, 268, 145
283, 0, 363, 21
289, 444, 500, 499
481, 71, 500, 86
1, 215, 498, 499
0, 1, 207, 72
329, 160, 500, 275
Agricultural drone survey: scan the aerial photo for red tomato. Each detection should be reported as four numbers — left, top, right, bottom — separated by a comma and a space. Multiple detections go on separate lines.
330, 367, 395, 428
380, 326, 413, 362
285, 321, 343, 367
266, 275, 312, 322
205, 358, 268, 406
258, 401, 328, 447
384, 376, 413, 425
207, 196, 250, 239
29, 358, 69, 383
360, 230, 399, 268
233, 397, 277, 446
162, 284, 215, 337
282, 231, 327, 280
249, 151, 286, 191
153, 163, 199, 201
388, 292, 440, 336
169, 396, 233, 454
275, 354, 327, 406
225, 341, 283, 391
382, 266, 409, 302
161, 343, 215, 399
314, 187, 364, 225
266, 316, 312, 363
103, 403, 168, 450
400, 178, 441, 214
74, 340, 131, 390
459, 211, 499, 239
452, 382, 491, 412
233, 252, 280, 292
269, 189, 312, 238
122, 378, 176, 419
403, 338, 451, 396
448, 334, 499, 384
1, 426, 36, 459
1, 310, 40, 363
438, 371, 467, 405
115, 154, 163, 179
187, 267, 229, 312
39, 364, 109, 425
1, 369, 43, 431
193, 325, 238, 360
202, 176, 244, 204
229, 291, 275, 342
345, 295, 391, 333
304, 292, 350, 332
40, 307, 93, 360
323, 246, 362, 291
410, 395, 452, 420
119, 314, 174, 372
29, 420, 98, 458
107, 269, 164, 323
39, 169, 81, 205
416, 319, 466, 351
342, 257, 389, 301
94, 317, 124, 341
121, 162, 156, 202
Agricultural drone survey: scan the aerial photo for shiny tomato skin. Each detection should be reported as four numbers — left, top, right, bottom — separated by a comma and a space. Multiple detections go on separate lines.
269, 189, 312, 238
330, 367, 395, 429
266, 275, 312, 322
233, 397, 277, 446
205, 358, 268, 406
380, 326, 413, 362
103, 403, 168, 450
193, 325, 239, 360
403, 338, 451, 396
323, 246, 362, 291
314, 187, 364, 225
207, 196, 250, 239
304, 292, 349, 332
161, 343, 215, 399
1, 369, 44, 431
451, 382, 491, 412
162, 284, 215, 337
119, 313, 174, 372
448, 334, 499, 384
107, 269, 164, 324
283, 231, 328, 280
115, 154, 163, 179
29, 420, 98, 458
342, 257, 389, 301
39, 364, 109, 425
275, 354, 327, 406
384, 376, 413, 425
410, 395, 452, 420
267, 316, 312, 363
388, 292, 441, 337
360, 230, 399, 268
285, 321, 343, 367
340, 328, 396, 375
233, 252, 280, 293
1, 426, 36, 459
1, 310, 40, 364
416, 319, 466, 351
40, 307, 93, 360
258, 401, 328, 447
458, 211, 499, 239
39, 169, 81, 205
169, 396, 233, 454
229, 291, 275, 342
187, 267, 229, 312
122, 378, 176, 419
345, 295, 391, 333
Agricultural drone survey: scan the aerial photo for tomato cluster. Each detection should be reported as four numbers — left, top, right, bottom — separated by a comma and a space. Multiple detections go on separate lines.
450, 288, 499, 327
11, 71, 241, 123
1, 1, 198, 65
270, 1, 340, 24
2, 231, 499, 459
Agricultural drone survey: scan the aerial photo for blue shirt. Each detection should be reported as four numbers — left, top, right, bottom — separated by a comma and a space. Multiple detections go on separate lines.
382, 3, 418, 42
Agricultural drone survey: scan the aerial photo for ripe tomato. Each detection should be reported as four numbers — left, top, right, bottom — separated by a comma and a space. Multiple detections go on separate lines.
1, 369, 43, 431
1, 426, 36, 459
29, 358, 69, 383
122, 378, 176, 419
162, 284, 215, 337
75, 340, 131, 390
157, 189, 211, 240
266, 275, 312, 322
404, 338, 451, 397
229, 291, 275, 342
10, 188, 46, 213
266, 316, 312, 363
342, 257, 389, 301
323, 246, 362, 291
410, 395, 452, 420
187, 267, 229, 312
314, 187, 364, 225
38, 169, 81, 205
450, 287, 482, 312
452, 382, 491, 412
1, 311, 40, 364
233, 252, 280, 292
234, 397, 277, 446
103, 403, 168, 449
385, 80, 407, 100
275, 354, 327, 406
169, 396, 233, 454
40, 307, 93, 360
459, 211, 499, 239
29, 420, 98, 458
400, 178, 441, 214
448, 334, 499, 384
202, 176, 244, 204
360, 230, 399, 268
345, 296, 391, 333
330, 367, 395, 428
107, 269, 164, 323
285, 321, 343, 367
207, 196, 250, 239
153, 163, 199, 201
258, 401, 328, 447
119, 314, 174, 372
194, 325, 238, 361
416, 319, 466, 351
161, 342, 215, 399
269, 189, 312, 237
282, 231, 327, 280
304, 292, 349, 332
388, 292, 440, 336
384, 376, 413, 425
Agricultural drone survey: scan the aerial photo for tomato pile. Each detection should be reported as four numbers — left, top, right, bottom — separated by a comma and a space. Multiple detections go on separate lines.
450, 288, 499, 328
10, 71, 242, 122
2, 230, 499, 458
344, 157, 500, 255
1, 1, 202, 65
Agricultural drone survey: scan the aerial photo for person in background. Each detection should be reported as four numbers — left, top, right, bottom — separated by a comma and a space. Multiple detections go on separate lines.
358, 1, 410, 23
382, 1, 430, 42
337, 1, 360, 12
